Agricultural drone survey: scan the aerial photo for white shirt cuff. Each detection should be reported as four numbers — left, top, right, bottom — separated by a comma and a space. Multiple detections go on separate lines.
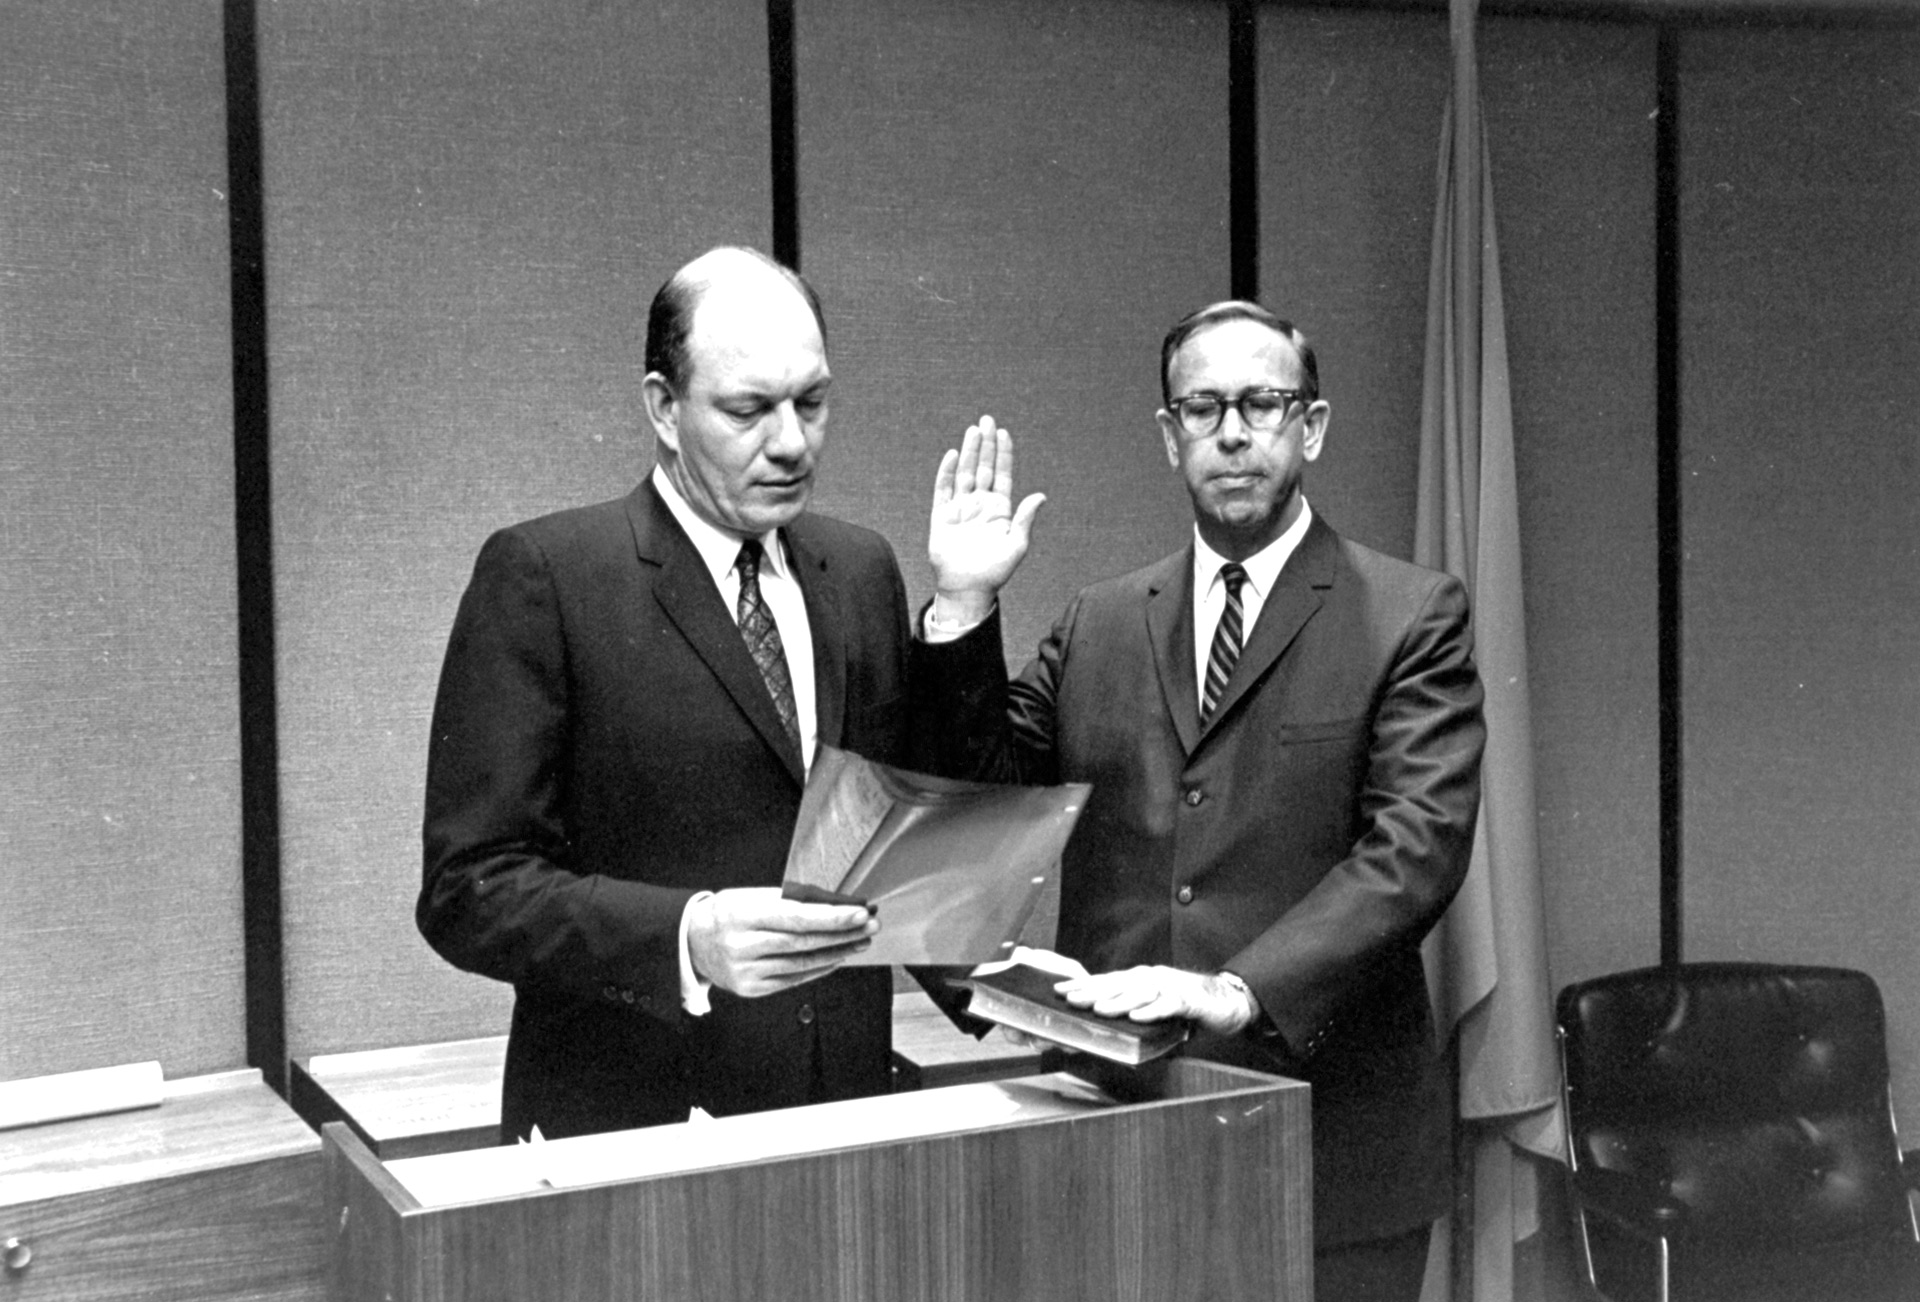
679, 890, 716, 1016
922, 603, 990, 643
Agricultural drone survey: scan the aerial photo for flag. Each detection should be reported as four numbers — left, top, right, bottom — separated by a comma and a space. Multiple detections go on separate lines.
1415, 2, 1567, 1299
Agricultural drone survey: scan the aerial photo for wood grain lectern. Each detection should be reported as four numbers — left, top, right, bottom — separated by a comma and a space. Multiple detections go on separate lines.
324, 1058, 1311, 1302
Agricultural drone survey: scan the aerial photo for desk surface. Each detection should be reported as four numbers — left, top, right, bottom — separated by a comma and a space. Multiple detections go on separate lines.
291, 1036, 505, 1159
0, 1069, 318, 1208
293, 988, 1041, 1158
890, 988, 1042, 1087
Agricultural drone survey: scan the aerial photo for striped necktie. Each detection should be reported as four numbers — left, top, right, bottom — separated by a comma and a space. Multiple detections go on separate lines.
735, 540, 802, 759
1201, 562, 1247, 725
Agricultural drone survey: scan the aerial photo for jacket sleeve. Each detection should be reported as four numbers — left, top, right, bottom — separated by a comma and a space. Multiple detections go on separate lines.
416, 527, 689, 1022
1227, 573, 1485, 1060
906, 599, 1073, 787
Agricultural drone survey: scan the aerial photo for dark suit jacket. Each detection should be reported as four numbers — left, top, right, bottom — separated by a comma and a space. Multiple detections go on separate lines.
419, 479, 952, 1140
922, 514, 1485, 1247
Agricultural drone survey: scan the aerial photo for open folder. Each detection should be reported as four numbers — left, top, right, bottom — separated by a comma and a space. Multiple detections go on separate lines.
780, 744, 1090, 966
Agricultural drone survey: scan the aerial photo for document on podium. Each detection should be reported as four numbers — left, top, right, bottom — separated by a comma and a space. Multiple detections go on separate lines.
781, 744, 1089, 966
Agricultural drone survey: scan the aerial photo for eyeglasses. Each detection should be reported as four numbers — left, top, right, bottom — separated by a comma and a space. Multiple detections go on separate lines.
1167, 388, 1308, 438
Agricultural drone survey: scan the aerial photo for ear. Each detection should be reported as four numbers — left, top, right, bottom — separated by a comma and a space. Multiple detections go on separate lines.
1156, 408, 1182, 470
1299, 401, 1330, 464
642, 373, 680, 456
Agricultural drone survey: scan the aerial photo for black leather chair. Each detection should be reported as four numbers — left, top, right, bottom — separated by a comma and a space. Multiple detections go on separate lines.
1556, 963, 1920, 1302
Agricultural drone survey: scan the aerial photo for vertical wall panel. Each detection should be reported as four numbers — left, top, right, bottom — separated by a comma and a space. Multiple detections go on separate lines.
1258, 6, 1447, 560
260, 0, 774, 1058
1479, 18, 1661, 994
797, 0, 1230, 668
0, 4, 243, 1080
1680, 27, 1920, 1127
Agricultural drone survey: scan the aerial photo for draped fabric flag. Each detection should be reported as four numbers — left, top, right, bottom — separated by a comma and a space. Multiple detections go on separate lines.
1414, 2, 1567, 1300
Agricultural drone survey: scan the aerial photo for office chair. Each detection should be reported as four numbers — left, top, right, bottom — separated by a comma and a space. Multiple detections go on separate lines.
1556, 962, 1920, 1302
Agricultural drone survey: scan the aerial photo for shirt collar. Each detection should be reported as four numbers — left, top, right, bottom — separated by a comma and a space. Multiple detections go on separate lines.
1192, 498, 1313, 600
650, 465, 791, 586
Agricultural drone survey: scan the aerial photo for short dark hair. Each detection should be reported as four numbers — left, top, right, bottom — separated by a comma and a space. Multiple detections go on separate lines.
643, 247, 829, 392
1159, 300, 1318, 409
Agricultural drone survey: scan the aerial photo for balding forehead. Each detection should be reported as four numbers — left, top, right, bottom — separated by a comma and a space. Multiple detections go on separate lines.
1171, 318, 1301, 383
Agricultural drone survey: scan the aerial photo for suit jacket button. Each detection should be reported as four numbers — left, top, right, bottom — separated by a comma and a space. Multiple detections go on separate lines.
797, 1003, 815, 1025
602, 984, 619, 1001
1176, 885, 1194, 905
621, 989, 636, 1004
1184, 788, 1204, 807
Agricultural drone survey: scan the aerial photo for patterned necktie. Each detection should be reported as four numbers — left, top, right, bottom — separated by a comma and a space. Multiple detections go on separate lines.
1201, 562, 1247, 725
735, 540, 802, 759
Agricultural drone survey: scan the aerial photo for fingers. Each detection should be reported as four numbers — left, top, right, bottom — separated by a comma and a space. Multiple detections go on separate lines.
691, 888, 880, 997
951, 417, 1012, 499
953, 422, 984, 495
932, 447, 958, 507
714, 885, 873, 934
991, 419, 1014, 496
1057, 967, 1196, 1023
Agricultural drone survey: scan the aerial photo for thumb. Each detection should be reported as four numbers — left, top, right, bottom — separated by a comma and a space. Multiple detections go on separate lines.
1010, 492, 1047, 542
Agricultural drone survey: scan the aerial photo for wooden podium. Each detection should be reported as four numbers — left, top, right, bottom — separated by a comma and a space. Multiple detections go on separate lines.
0, 1068, 325, 1301
324, 1059, 1310, 1302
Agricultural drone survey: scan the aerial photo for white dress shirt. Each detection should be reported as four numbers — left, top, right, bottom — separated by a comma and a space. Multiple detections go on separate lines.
1189, 501, 1314, 714
652, 466, 819, 1013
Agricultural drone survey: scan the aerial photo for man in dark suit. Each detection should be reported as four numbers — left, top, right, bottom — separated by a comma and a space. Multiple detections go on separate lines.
920, 302, 1485, 1302
417, 246, 1040, 1140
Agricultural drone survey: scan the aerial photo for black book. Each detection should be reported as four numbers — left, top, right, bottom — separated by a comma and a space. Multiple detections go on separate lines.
959, 963, 1190, 1067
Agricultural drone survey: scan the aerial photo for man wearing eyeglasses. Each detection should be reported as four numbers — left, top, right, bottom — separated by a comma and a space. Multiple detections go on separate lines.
922, 300, 1486, 1301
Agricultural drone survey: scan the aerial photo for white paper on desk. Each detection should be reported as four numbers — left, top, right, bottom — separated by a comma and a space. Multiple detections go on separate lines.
782, 744, 1089, 966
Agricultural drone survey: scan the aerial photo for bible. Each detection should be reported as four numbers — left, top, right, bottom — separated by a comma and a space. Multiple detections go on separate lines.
960, 963, 1190, 1066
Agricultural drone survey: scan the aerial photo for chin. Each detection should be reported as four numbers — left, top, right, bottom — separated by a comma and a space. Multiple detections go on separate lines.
744, 495, 810, 534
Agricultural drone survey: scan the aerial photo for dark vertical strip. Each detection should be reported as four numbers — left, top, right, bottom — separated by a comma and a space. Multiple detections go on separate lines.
1655, 24, 1683, 969
768, 0, 800, 269
225, 0, 287, 1093
1227, 0, 1259, 300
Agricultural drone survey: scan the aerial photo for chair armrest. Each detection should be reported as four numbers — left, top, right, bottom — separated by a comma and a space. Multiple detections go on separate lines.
1573, 1167, 1690, 1239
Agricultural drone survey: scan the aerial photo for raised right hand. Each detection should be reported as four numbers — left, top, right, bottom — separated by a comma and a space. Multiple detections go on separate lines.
927, 415, 1046, 626
686, 887, 878, 998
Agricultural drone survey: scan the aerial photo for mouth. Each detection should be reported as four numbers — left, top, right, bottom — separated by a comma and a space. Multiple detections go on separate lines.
1210, 471, 1264, 489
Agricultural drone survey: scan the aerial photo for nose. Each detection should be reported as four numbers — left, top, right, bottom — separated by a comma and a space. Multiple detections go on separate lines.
764, 399, 808, 461
1215, 405, 1251, 450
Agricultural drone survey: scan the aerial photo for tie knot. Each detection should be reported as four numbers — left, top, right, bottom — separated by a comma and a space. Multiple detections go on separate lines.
737, 539, 764, 581
1220, 562, 1247, 596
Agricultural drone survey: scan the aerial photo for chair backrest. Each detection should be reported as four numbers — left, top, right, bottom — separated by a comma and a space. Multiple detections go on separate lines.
1557, 962, 1911, 1245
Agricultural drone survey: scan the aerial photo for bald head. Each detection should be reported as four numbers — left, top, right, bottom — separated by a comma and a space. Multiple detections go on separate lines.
645, 247, 828, 395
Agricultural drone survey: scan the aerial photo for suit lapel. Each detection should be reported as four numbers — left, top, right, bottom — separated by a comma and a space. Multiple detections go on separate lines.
1202, 514, 1336, 734
627, 483, 806, 785
785, 522, 846, 758
1145, 547, 1202, 755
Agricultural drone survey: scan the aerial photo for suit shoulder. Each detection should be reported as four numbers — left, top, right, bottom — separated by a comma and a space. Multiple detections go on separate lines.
1331, 533, 1464, 604
501, 496, 630, 546
787, 510, 899, 568
1071, 549, 1185, 607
